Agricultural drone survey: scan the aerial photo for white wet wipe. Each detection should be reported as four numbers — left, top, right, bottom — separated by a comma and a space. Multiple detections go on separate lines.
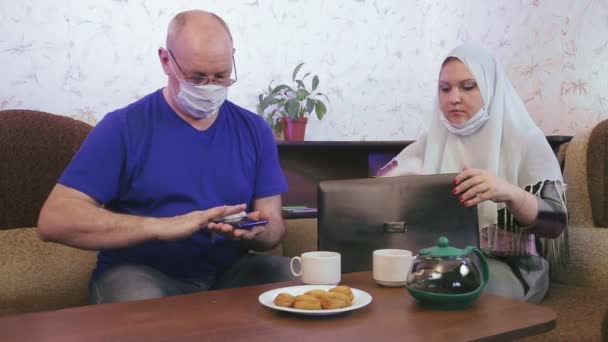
220, 211, 247, 222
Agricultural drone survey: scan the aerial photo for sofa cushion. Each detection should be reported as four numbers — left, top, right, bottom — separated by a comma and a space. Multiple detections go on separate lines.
0, 110, 92, 229
563, 127, 594, 226
0, 228, 97, 316
603, 310, 608, 341
282, 219, 317, 258
551, 225, 608, 288
587, 120, 608, 227
556, 142, 568, 172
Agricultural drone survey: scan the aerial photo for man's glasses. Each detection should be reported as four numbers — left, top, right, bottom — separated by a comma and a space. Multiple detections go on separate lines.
168, 49, 238, 86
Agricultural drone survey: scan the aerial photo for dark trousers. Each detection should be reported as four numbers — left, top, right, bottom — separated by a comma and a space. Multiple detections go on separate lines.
90, 254, 296, 304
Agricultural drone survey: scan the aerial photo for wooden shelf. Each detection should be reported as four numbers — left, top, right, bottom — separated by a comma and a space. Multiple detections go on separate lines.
277, 136, 572, 209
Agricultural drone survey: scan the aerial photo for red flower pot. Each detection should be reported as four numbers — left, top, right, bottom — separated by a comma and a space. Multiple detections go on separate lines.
281, 117, 308, 141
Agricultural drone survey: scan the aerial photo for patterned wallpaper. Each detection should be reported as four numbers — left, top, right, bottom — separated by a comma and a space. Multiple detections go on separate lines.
1, 0, 607, 140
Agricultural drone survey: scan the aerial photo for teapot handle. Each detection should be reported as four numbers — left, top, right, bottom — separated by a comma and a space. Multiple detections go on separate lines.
473, 248, 489, 290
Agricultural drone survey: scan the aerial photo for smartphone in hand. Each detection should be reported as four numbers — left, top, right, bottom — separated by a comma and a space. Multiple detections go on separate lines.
213, 212, 268, 229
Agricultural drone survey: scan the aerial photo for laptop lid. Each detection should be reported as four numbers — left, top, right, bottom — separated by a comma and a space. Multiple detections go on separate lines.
318, 173, 479, 273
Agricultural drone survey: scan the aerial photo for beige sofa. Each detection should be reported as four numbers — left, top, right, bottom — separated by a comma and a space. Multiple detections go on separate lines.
523, 122, 608, 341
281, 122, 608, 341
0, 110, 97, 317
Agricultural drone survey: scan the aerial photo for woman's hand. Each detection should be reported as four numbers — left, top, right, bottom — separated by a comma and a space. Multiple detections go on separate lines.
452, 167, 519, 207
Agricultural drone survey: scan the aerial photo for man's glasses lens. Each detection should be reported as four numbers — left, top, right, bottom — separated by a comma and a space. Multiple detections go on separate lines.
168, 49, 237, 86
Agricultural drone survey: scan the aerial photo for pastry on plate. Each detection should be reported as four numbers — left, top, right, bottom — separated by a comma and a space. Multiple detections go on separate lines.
293, 294, 322, 310
273, 293, 296, 307
330, 285, 354, 302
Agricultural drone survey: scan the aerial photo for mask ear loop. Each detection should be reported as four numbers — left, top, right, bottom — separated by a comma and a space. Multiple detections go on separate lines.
230, 52, 238, 85
165, 50, 193, 116
166, 51, 182, 101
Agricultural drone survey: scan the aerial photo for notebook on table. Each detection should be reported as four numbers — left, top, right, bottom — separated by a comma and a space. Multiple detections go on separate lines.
318, 173, 479, 273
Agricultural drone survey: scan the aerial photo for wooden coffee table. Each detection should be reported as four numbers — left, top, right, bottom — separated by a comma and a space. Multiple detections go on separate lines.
0, 272, 555, 341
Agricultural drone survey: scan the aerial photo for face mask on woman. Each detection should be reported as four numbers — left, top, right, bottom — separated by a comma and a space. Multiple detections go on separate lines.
440, 106, 489, 136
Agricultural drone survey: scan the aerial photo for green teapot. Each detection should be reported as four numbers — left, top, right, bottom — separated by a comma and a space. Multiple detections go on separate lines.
406, 237, 489, 309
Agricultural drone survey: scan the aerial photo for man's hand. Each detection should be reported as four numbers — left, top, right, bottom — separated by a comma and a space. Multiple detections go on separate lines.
452, 167, 519, 207
152, 204, 246, 241
206, 211, 268, 241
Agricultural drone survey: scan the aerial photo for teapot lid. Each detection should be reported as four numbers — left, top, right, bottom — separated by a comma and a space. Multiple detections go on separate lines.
419, 237, 470, 258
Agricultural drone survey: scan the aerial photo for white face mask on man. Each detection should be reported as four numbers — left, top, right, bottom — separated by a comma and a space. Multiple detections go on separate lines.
439, 106, 489, 136
167, 52, 229, 120
174, 82, 228, 119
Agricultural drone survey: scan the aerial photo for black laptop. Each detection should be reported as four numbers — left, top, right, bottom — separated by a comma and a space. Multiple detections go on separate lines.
318, 173, 479, 273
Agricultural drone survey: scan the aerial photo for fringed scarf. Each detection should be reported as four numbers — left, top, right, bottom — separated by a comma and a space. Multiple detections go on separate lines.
486, 180, 569, 267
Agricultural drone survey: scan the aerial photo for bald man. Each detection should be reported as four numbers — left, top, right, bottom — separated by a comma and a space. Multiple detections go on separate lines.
38, 10, 294, 304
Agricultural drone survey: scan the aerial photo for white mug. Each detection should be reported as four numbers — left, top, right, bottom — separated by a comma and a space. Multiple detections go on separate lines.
373, 249, 413, 287
290, 251, 341, 285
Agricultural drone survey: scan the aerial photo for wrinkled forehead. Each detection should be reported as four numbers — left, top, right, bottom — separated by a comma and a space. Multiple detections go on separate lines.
443, 44, 497, 105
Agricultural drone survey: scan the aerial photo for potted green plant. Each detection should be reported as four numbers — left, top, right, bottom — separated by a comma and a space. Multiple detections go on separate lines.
257, 63, 328, 141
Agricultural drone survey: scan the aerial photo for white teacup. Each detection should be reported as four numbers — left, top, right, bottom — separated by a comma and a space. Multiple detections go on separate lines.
373, 249, 413, 287
290, 251, 341, 285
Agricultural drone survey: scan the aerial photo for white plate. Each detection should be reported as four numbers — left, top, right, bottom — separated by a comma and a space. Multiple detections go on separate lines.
258, 285, 373, 316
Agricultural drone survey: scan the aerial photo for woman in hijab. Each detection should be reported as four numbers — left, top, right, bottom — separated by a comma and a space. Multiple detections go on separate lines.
379, 43, 568, 303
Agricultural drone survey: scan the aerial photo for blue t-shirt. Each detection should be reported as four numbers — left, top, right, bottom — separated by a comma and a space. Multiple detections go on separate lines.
59, 89, 287, 281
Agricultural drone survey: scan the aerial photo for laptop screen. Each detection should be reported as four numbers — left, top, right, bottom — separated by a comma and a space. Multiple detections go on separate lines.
318, 173, 479, 273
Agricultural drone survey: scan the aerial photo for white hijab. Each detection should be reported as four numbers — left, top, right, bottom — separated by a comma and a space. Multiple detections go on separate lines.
386, 43, 564, 230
